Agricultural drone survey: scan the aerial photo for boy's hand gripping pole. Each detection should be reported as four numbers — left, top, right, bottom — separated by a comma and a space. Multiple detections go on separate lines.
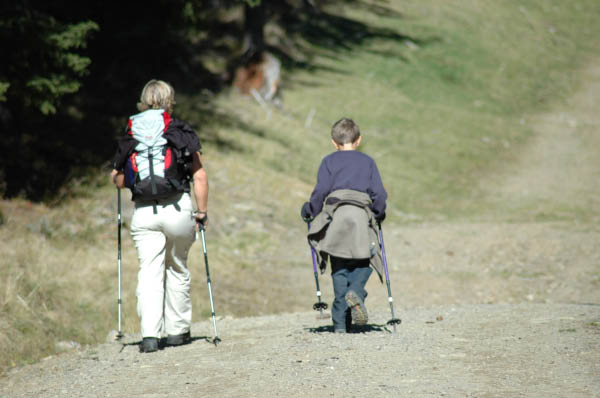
307, 223, 328, 317
198, 224, 221, 345
378, 222, 401, 332
116, 189, 123, 340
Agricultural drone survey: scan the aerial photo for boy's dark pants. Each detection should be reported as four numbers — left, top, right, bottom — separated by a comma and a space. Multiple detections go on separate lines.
330, 256, 372, 331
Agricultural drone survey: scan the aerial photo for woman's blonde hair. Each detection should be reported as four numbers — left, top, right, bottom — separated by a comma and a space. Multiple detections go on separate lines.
137, 79, 176, 112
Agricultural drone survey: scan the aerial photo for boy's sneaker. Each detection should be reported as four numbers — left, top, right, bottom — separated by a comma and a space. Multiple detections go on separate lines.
345, 290, 368, 325
166, 331, 191, 346
334, 328, 346, 334
139, 337, 159, 353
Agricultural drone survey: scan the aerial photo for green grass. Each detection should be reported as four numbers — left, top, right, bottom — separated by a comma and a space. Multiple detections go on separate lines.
2, 0, 600, 374
187, 0, 600, 221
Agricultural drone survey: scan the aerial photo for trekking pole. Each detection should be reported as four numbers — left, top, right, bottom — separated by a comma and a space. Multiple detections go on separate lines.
307, 223, 328, 317
377, 222, 401, 332
198, 225, 221, 345
116, 189, 123, 340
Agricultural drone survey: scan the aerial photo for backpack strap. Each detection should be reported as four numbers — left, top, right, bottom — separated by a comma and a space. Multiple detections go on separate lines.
146, 147, 158, 196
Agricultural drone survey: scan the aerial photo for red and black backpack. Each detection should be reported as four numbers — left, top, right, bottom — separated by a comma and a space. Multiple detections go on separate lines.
123, 112, 193, 201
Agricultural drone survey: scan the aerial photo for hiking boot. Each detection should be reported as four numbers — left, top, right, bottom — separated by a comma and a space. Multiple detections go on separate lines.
139, 337, 159, 353
166, 331, 191, 346
345, 290, 368, 325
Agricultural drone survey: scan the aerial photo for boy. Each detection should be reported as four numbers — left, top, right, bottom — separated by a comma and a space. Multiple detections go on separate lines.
301, 117, 387, 333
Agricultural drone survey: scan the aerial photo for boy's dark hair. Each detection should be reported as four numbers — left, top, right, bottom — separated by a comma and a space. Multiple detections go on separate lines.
331, 117, 360, 145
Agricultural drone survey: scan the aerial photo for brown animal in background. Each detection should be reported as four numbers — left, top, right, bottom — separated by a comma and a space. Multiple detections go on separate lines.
233, 52, 281, 102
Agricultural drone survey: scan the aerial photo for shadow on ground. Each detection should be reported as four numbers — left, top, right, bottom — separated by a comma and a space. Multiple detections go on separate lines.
119, 336, 213, 353
306, 323, 388, 334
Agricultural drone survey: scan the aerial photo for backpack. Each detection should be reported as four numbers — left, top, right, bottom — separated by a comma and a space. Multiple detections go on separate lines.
123, 110, 193, 201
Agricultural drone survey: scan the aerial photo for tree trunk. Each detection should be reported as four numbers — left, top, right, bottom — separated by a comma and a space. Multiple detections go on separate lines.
242, 2, 266, 63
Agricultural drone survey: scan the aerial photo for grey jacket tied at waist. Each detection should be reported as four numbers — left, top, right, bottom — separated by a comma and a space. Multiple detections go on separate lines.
307, 189, 383, 282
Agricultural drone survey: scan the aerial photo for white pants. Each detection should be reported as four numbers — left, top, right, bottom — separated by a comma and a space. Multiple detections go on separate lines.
130, 193, 196, 338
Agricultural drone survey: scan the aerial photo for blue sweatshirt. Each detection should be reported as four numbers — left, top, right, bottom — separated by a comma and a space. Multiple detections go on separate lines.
308, 150, 387, 218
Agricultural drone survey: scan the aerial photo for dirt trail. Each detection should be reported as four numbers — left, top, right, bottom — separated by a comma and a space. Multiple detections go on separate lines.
480, 63, 600, 218
2, 62, 600, 397
1, 305, 598, 397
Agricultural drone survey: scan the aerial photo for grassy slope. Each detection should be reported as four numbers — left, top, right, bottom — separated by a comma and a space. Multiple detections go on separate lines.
1, 0, 600, 373
191, 1, 600, 220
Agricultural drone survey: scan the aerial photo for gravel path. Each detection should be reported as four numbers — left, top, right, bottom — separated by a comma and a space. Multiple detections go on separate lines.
1, 304, 598, 397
